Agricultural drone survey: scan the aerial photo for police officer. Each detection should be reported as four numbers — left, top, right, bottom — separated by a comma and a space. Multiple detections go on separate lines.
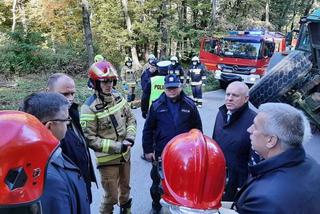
168, 56, 185, 84
80, 60, 137, 214
188, 56, 207, 108
121, 57, 138, 108
142, 74, 202, 214
142, 54, 157, 73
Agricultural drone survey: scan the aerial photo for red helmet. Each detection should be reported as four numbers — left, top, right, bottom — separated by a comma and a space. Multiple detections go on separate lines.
161, 129, 226, 211
88, 60, 118, 81
0, 111, 59, 206
88, 60, 118, 89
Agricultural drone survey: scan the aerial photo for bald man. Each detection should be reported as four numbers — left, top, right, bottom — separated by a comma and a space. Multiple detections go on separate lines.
47, 73, 97, 204
212, 81, 257, 201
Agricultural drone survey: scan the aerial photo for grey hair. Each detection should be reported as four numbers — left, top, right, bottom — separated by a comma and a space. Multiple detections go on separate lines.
47, 73, 72, 90
19, 92, 69, 123
258, 103, 311, 147
227, 81, 249, 96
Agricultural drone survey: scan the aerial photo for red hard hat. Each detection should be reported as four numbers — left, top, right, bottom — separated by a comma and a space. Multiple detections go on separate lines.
161, 129, 226, 210
88, 60, 118, 81
0, 111, 59, 206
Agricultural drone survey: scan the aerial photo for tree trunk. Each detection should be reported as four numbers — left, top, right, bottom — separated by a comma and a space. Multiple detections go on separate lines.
82, 0, 94, 66
12, 0, 17, 32
159, 1, 168, 59
121, 0, 141, 68
211, 0, 217, 28
265, 0, 270, 26
18, 0, 27, 33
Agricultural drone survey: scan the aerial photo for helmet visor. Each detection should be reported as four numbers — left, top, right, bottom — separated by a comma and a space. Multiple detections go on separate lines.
1, 201, 42, 214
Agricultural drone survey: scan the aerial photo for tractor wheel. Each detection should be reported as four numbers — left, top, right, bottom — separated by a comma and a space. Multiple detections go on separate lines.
249, 50, 312, 108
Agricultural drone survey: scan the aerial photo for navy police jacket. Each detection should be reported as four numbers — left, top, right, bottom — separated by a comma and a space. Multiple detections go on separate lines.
235, 146, 320, 214
41, 148, 90, 214
142, 91, 202, 157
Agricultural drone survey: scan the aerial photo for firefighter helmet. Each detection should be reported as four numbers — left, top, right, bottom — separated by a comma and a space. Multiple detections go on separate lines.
191, 56, 200, 63
125, 57, 132, 63
94, 54, 104, 62
88, 60, 118, 89
0, 110, 59, 206
148, 54, 156, 60
170, 56, 179, 63
161, 129, 226, 210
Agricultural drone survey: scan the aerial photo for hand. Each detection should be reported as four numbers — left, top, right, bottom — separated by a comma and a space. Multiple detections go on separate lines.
144, 153, 155, 162
121, 140, 132, 152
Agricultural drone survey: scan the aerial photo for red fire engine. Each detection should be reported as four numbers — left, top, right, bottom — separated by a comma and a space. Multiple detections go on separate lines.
199, 31, 286, 87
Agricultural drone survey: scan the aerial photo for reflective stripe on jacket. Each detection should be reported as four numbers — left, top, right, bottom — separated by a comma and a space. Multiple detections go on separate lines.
80, 92, 137, 166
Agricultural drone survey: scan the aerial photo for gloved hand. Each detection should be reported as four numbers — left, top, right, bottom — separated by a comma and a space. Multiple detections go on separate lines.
142, 112, 147, 119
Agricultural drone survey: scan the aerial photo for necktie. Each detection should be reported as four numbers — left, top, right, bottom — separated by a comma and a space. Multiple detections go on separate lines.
227, 112, 232, 123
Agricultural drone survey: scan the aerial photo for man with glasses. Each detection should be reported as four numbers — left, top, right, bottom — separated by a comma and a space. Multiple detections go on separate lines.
47, 73, 97, 204
20, 92, 90, 214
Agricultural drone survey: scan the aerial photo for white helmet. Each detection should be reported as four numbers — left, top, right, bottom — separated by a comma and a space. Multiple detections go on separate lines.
170, 56, 178, 63
148, 54, 156, 60
192, 56, 200, 63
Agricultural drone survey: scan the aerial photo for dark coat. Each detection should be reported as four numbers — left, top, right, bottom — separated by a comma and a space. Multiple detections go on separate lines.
213, 103, 256, 173
41, 149, 90, 214
141, 70, 161, 116
143, 91, 202, 157
60, 103, 97, 203
212, 103, 256, 200
235, 146, 320, 214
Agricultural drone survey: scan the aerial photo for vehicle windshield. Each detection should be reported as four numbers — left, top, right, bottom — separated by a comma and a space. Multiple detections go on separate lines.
219, 39, 262, 59
296, 23, 311, 52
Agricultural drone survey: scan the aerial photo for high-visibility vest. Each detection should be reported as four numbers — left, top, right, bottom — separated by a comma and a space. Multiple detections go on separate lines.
149, 75, 165, 107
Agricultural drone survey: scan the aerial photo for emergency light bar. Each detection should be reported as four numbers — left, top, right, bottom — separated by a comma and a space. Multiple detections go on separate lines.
228, 31, 264, 36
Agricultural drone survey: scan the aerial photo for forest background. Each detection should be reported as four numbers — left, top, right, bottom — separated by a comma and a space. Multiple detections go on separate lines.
0, 0, 318, 109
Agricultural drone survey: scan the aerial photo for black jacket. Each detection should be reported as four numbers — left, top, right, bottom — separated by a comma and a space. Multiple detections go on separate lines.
60, 103, 97, 203
235, 146, 320, 214
143, 91, 202, 157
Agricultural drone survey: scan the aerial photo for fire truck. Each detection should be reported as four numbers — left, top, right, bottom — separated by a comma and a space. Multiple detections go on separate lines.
199, 31, 286, 88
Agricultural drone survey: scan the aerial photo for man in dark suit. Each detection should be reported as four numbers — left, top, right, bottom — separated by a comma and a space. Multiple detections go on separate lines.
212, 81, 256, 201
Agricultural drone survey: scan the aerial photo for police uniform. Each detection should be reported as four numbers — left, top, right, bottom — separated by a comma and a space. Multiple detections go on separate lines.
143, 74, 203, 213
188, 63, 207, 107
121, 65, 138, 104
80, 90, 136, 214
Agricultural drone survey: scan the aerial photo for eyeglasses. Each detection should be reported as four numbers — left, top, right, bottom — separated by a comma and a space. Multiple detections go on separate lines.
61, 92, 75, 97
43, 116, 72, 124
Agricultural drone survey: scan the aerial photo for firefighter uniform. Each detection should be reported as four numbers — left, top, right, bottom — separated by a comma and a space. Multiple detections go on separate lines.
188, 61, 207, 107
121, 64, 138, 105
80, 91, 136, 214
168, 64, 185, 84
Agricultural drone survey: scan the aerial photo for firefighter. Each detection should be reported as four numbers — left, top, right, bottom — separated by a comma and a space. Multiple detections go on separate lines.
80, 60, 137, 214
160, 129, 238, 214
188, 56, 207, 108
121, 57, 138, 108
168, 56, 185, 84
0, 111, 59, 214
